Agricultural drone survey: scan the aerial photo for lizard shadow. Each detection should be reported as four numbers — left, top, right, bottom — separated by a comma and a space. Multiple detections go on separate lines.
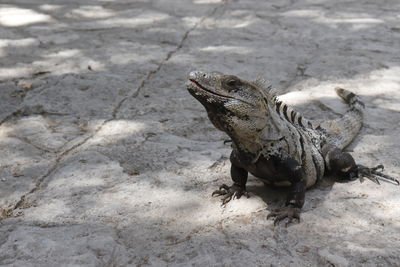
247, 169, 398, 215
246, 173, 348, 213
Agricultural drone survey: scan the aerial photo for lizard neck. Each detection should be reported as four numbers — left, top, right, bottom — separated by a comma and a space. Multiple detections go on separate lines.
231, 138, 262, 164
228, 111, 286, 163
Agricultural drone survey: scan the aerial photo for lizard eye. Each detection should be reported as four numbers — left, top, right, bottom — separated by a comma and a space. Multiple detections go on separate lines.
227, 79, 237, 86
225, 77, 241, 88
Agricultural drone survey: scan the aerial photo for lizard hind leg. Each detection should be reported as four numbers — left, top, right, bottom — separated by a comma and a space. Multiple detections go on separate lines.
356, 164, 399, 185
322, 145, 400, 185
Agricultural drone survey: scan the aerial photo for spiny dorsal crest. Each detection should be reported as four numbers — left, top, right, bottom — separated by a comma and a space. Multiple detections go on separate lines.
253, 77, 314, 129
252, 78, 277, 101
274, 97, 315, 130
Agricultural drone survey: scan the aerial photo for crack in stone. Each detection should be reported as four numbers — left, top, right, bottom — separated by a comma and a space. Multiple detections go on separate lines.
114, 1, 226, 112
0, 78, 55, 128
0, 110, 21, 127
7, 134, 56, 154
8, 129, 102, 214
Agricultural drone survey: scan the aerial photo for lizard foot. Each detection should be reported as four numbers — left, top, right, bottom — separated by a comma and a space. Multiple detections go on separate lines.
212, 183, 249, 205
267, 205, 301, 227
352, 164, 399, 186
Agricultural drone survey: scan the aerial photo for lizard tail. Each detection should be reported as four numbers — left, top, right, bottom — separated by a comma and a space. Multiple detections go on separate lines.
318, 87, 365, 149
335, 87, 365, 113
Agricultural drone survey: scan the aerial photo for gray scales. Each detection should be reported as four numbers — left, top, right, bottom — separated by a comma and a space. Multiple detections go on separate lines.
186, 71, 399, 226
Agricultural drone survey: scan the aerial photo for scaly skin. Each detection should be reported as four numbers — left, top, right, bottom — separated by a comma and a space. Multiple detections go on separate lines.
186, 71, 399, 226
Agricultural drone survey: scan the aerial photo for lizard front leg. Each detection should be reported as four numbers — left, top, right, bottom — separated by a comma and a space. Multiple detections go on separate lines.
267, 157, 305, 226
212, 162, 249, 205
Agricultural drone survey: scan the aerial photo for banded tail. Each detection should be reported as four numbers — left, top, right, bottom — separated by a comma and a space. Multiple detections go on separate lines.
318, 87, 365, 149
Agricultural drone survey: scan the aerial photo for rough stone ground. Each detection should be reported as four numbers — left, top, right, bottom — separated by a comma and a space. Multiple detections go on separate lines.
0, 0, 400, 266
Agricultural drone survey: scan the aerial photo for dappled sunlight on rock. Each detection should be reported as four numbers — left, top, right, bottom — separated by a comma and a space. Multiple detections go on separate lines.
38, 4, 64, 12
318, 17, 384, 27
32, 199, 72, 220
1, 0, 400, 265
282, 9, 323, 19
66, 5, 115, 19
201, 17, 256, 29
194, 0, 224, 4
0, 223, 130, 266
2, 115, 78, 152
21, 151, 127, 220
200, 45, 252, 54
182, 16, 204, 28
0, 135, 54, 207
38, 49, 107, 74
0, 38, 39, 57
87, 120, 147, 146
0, 5, 54, 27
44, 49, 81, 59
0, 66, 32, 79
20, 152, 228, 228
283, 9, 384, 30
281, 66, 400, 116
278, 91, 314, 106
99, 11, 170, 28
369, 66, 400, 82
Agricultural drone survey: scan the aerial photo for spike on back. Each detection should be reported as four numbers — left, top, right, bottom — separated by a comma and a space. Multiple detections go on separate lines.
252, 77, 267, 88
252, 78, 275, 95
271, 94, 314, 130
254, 80, 315, 130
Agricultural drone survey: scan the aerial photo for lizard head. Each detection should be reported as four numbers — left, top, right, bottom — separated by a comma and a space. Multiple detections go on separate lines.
186, 70, 270, 143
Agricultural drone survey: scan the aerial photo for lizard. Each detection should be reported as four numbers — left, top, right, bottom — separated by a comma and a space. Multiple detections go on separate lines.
186, 70, 399, 226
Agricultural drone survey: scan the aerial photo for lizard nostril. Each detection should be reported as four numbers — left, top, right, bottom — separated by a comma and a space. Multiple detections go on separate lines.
189, 71, 197, 79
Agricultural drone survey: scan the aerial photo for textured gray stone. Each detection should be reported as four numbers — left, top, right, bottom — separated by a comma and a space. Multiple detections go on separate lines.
1, 0, 400, 266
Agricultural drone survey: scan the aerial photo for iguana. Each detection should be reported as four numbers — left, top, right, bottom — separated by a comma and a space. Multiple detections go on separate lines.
186, 70, 399, 226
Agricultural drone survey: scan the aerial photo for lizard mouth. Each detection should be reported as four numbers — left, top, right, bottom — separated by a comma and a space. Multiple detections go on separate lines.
188, 79, 254, 106
189, 79, 231, 99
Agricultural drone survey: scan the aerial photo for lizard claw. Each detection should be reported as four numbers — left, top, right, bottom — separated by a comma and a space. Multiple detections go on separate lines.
211, 184, 230, 196
267, 205, 301, 227
223, 139, 232, 144
356, 164, 399, 186
212, 184, 249, 205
